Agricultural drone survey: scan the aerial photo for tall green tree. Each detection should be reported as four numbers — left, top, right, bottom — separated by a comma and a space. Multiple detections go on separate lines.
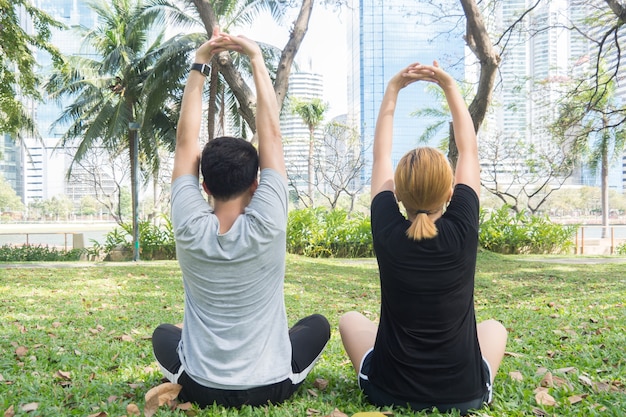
46, 0, 196, 254
291, 97, 327, 207
0, 174, 24, 213
190, 0, 315, 136
0, 0, 63, 137
552, 66, 626, 237
192, 0, 286, 140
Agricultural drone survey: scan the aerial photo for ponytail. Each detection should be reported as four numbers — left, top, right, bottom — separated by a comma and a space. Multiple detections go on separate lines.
406, 212, 438, 240
394, 147, 453, 241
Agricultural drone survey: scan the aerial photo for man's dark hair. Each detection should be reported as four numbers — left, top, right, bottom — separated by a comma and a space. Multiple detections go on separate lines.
201, 136, 259, 200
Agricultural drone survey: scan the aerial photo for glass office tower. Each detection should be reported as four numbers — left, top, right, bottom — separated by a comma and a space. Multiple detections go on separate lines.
347, 0, 466, 182
2, 0, 99, 205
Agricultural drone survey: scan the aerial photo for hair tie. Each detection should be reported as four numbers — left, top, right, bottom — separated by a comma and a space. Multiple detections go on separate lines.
415, 209, 431, 215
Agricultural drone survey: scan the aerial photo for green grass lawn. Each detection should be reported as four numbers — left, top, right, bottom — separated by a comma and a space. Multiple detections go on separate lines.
1, 251, 625, 416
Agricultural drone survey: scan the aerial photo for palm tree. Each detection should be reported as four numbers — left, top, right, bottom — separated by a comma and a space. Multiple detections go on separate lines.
0, 0, 63, 138
46, 0, 194, 259
291, 97, 328, 206
176, 0, 286, 140
190, 0, 316, 137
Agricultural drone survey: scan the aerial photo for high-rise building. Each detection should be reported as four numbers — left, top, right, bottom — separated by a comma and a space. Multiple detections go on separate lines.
2, 1, 118, 209
0, 1, 99, 207
484, 0, 626, 193
347, 0, 466, 183
281, 72, 325, 199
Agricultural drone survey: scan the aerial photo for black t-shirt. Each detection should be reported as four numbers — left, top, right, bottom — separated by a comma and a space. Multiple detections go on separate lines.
369, 184, 486, 403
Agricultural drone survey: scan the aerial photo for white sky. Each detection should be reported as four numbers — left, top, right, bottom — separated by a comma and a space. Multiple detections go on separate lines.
236, 4, 349, 120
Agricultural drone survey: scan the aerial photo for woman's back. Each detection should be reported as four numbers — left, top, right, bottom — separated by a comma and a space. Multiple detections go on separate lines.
368, 184, 484, 403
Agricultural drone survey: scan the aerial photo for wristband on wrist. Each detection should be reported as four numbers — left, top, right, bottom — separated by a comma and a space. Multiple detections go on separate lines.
190, 63, 211, 77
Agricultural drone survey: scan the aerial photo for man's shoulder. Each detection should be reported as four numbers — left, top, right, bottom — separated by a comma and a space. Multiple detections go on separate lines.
172, 174, 201, 196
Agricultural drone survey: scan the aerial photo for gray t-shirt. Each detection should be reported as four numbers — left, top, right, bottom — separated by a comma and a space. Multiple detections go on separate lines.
170, 169, 290, 389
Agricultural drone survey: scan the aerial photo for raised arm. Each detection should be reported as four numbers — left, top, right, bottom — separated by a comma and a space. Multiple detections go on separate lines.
371, 64, 421, 200
419, 62, 479, 195
171, 28, 224, 183
404, 62, 479, 196
212, 34, 285, 178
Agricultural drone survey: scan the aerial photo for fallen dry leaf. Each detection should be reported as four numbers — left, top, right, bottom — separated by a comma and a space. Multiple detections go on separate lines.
504, 351, 523, 358
86, 412, 107, 417
55, 370, 71, 381
593, 381, 611, 392
126, 403, 141, 416
535, 390, 556, 406
323, 408, 348, 417
555, 366, 577, 374
313, 378, 329, 390
568, 394, 584, 404
509, 371, 524, 381
144, 382, 182, 417
307, 388, 318, 397
15, 346, 27, 358
4, 405, 15, 417
20, 403, 38, 412
535, 366, 548, 376
578, 375, 593, 387
177, 402, 193, 411
551, 375, 572, 389
307, 408, 321, 415
531, 407, 549, 416
540, 372, 553, 387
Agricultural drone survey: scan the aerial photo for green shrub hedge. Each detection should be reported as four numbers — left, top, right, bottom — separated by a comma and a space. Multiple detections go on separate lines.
0, 244, 84, 261
0, 207, 578, 262
479, 206, 576, 254
89, 217, 176, 261
286, 206, 577, 258
287, 208, 373, 258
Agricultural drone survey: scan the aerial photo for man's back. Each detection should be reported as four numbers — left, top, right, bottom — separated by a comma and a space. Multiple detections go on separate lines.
171, 169, 290, 389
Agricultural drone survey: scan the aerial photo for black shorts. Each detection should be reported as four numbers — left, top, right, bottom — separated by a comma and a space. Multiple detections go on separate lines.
358, 348, 493, 415
151, 314, 330, 408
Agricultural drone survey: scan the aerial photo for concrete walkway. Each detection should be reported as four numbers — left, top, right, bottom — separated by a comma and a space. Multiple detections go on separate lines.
518, 256, 626, 264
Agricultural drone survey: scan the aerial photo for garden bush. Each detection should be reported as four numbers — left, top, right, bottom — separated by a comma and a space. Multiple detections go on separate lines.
287, 207, 373, 258
479, 206, 576, 254
0, 244, 84, 261
92, 217, 176, 261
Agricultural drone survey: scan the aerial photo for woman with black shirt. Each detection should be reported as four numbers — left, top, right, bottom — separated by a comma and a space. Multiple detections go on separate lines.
339, 61, 507, 415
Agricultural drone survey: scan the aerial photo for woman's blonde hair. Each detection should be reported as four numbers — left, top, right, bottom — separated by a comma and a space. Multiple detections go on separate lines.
394, 147, 453, 241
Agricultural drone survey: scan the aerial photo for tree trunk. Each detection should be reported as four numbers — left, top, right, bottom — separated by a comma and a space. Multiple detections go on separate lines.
308, 129, 314, 206
208, 62, 219, 141
601, 136, 609, 239
453, 0, 500, 167
128, 127, 140, 261
152, 171, 159, 225
447, 121, 458, 171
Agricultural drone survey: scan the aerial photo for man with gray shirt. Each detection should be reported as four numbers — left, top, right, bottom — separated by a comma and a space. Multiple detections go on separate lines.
151, 28, 330, 408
